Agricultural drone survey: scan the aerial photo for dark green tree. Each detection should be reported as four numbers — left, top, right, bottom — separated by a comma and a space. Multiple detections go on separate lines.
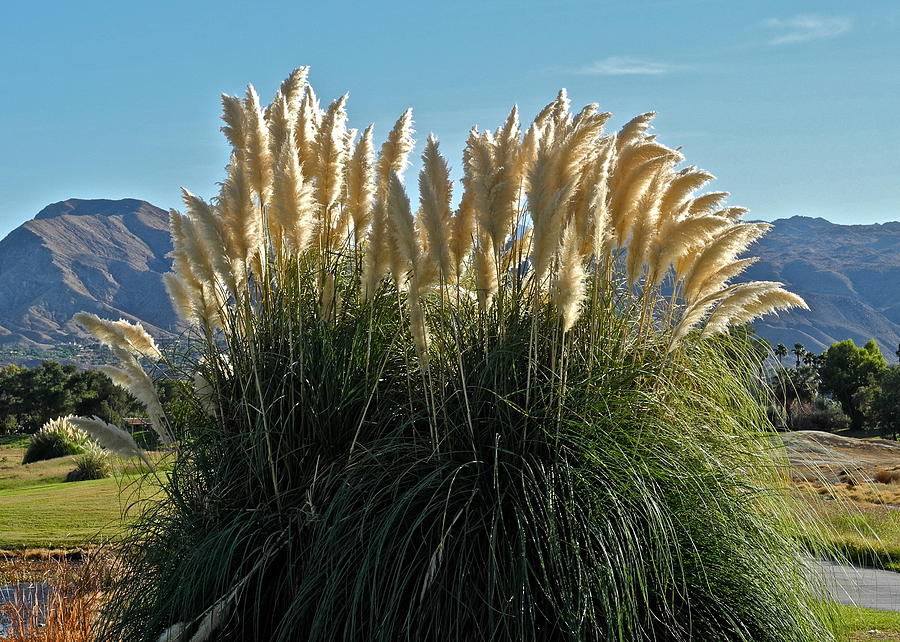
872, 365, 900, 440
820, 339, 887, 430
3, 361, 75, 431
71, 369, 142, 425
0, 365, 26, 432
772, 365, 819, 427
851, 374, 880, 429
0, 361, 141, 433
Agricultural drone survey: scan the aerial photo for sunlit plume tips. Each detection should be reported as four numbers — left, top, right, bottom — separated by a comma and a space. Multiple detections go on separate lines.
73, 312, 162, 361
75, 67, 809, 388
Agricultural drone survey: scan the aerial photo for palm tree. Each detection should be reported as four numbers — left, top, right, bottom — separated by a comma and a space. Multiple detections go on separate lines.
774, 343, 788, 366
792, 343, 806, 369
772, 365, 820, 429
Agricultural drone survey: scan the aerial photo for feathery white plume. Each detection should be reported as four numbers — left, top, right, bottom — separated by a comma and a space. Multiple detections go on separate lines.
156, 73, 810, 365
272, 134, 318, 254
555, 222, 587, 332
69, 416, 154, 470
690, 191, 730, 215
681, 223, 770, 302
220, 94, 246, 157
376, 108, 415, 198
73, 312, 162, 361
156, 622, 187, 642
315, 94, 350, 238
295, 85, 322, 175
347, 124, 376, 244
616, 112, 655, 151
243, 85, 274, 203
418, 135, 453, 283
386, 171, 418, 282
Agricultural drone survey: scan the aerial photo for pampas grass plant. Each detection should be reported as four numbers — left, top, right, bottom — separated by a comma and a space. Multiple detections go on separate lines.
22, 416, 91, 465
82, 67, 839, 641
65, 445, 111, 482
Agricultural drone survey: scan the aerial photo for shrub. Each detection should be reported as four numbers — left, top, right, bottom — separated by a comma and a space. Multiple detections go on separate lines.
65, 445, 111, 482
791, 398, 852, 432
766, 401, 788, 430
85, 68, 837, 641
21, 416, 91, 464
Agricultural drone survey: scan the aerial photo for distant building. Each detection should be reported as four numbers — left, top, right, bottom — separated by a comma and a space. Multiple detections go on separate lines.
122, 417, 152, 429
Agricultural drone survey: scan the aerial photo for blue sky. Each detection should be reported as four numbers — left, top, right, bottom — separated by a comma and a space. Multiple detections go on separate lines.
1, 0, 898, 238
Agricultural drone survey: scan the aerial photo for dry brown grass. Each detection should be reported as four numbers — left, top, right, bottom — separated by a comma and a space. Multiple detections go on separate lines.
0, 552, 112, 641
0, 551, 97, 582
795, 480, 900, 506
873, 467, 900, 485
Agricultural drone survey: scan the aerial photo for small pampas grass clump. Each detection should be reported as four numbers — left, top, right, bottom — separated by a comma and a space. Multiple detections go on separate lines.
22, 415, 92, 464
88, 68, 836, 642
38, 415, 86, 442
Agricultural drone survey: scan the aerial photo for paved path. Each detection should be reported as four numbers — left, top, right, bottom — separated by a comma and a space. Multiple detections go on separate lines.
811, 559, 900, 611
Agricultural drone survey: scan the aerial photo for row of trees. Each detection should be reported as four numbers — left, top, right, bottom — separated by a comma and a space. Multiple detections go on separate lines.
1, 344, 896, 438
771, 338, 900, 437
0, 361, 143, 433
0, 361, 196, 437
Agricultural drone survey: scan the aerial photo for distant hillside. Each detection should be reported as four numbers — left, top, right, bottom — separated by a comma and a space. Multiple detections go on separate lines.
0, 201, 897, 362
747, 216, 900, 355
0, 198, 177, 353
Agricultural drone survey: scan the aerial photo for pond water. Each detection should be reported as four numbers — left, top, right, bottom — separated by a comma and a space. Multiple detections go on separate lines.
0, 583, 50, 638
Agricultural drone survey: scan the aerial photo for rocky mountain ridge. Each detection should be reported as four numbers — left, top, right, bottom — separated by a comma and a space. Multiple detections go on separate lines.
748, 215, 900, 355
0, 200, 897, 361
0, 198, 177, 352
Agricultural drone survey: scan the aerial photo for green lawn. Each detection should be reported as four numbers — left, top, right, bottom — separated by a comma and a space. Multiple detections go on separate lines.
1, 446, 83, 491
0, 436, 161, 549
0, 434, 30, 449
836, 605, 900, 640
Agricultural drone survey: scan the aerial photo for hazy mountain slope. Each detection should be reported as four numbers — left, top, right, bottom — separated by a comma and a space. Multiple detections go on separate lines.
747, 216, 900, 355
0, 198, 177, 348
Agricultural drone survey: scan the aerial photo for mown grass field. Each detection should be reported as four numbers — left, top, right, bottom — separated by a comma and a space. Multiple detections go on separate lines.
836, 605, 900, 641
0, 435, 161, 549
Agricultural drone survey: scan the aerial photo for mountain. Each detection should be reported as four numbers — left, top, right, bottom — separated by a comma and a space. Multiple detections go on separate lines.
0, 198, 177, 350
0, 200, 897, 360
747, 216, 900, 355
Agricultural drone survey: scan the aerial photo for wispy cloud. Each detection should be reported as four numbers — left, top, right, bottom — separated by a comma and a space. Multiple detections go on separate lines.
765, 15, 851, 46
568, 56, 685, 76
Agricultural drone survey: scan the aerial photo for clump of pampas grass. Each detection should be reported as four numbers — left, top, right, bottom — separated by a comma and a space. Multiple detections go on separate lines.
21, 416, 92, 464
84, 67, 840, 642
